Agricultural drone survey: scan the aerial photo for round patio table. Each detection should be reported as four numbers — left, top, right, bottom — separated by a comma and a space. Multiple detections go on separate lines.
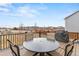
23, 38, 59, 56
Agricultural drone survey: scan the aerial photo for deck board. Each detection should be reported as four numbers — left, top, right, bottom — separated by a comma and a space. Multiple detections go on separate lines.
0, 43, 79, 56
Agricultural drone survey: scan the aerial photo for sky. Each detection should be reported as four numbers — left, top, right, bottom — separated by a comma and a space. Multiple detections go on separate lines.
0, 3, 79, 27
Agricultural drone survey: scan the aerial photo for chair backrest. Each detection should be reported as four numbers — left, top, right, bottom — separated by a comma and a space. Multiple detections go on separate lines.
55, 30, 69, 43
7, 40, 20, 56
72, 39, 77, 44
64, 43, 74, 56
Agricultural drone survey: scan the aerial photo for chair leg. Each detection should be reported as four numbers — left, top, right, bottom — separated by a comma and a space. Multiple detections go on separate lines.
40, 53, 45, 56
46, 52, 52, 56
33, 52, 39, 56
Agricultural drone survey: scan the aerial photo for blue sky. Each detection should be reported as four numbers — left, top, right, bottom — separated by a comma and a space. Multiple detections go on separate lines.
0, 3, 79, 27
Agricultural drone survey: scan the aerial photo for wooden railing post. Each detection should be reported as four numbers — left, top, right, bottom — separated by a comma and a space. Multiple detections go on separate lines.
25, 32, 27, 41
0, 35, 2, 49
75, 33, 79, 56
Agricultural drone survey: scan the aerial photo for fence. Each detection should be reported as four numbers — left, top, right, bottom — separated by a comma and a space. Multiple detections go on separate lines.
0, 33, 27, 49
68, 32, 79, 40
0, 32, 79, 49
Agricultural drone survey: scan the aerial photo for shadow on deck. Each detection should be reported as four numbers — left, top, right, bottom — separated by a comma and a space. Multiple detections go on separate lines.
0, 42, 79, 56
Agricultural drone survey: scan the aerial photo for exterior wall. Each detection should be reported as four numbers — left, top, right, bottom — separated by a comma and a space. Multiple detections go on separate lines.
65, 12, 79, 32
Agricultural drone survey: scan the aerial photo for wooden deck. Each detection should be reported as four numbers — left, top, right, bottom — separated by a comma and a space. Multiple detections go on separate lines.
0, 32, 79, 56
0, 41, 79, 56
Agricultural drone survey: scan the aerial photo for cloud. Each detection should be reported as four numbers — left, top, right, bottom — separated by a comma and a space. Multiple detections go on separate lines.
37, 3, 48, 10
38, 6, 48, 10
15, 6, 40, 18
17, 6, 30, 13
0, 7, 10, 12
0, 3, 12, 8
0, 3, 12, 13
0, 3, 48, 18
0, 3, 8, 7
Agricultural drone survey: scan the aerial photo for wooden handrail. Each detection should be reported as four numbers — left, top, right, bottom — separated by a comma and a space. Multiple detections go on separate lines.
0, 31, 79, 49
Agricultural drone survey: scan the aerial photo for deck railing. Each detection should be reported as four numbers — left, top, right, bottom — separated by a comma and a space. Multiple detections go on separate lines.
0, 33, 27, 49
0, 32, 79, 49
68, 32, 79, 39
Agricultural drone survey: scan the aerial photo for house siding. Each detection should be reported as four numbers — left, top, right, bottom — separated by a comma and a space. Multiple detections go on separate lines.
65, 12, 79, 32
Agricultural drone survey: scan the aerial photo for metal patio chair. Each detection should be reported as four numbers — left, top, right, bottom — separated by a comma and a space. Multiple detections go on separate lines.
7, 40, 20, 56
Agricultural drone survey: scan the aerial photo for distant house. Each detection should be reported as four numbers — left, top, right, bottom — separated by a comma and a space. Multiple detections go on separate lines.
65, 11, 79, 32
